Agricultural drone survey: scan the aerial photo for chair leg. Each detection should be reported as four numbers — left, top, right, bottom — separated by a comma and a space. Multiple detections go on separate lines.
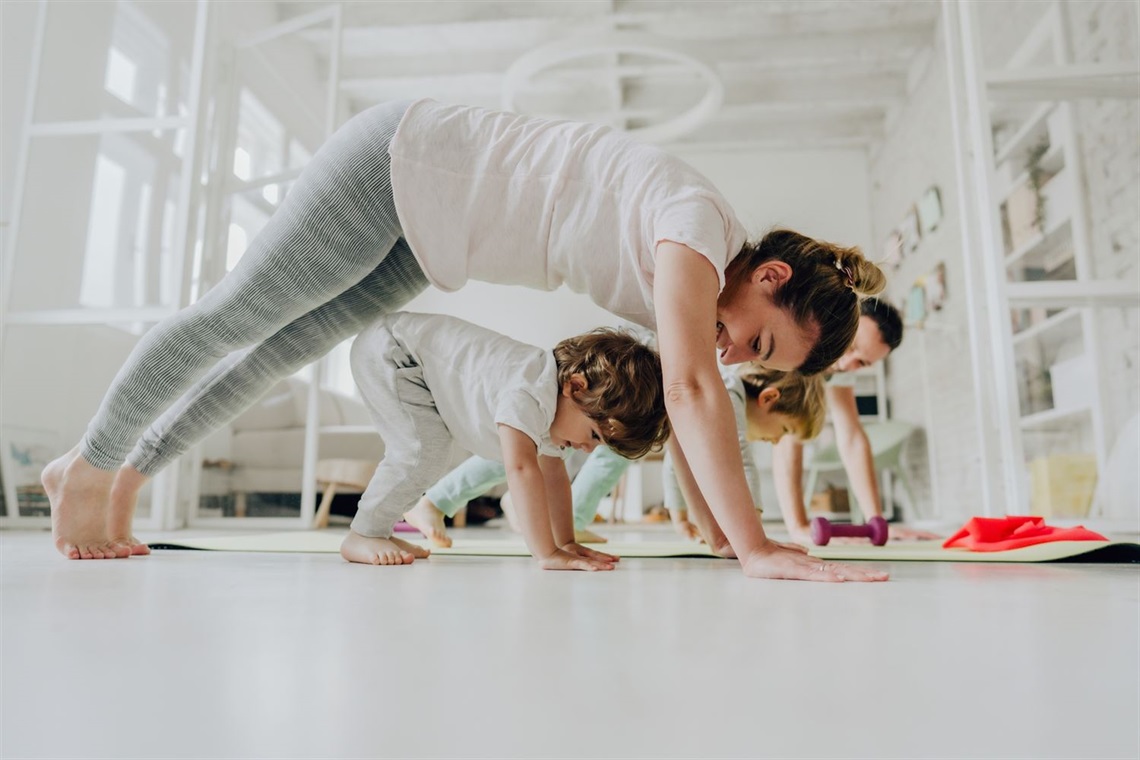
313, 482, 337, 530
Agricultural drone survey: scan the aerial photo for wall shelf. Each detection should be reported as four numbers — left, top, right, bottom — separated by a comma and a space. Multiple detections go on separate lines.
987, 63, 1140, 102
1006, 280, 1140, 309
1020, 404, 1091, 430
1004, 214, 1072, 268
993, 102, 1054, 166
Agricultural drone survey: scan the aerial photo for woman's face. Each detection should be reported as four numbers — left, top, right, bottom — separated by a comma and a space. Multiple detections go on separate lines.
716, 262, 817, 372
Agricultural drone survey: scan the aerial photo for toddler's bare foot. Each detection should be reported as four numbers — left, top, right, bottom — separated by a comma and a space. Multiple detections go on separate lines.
43, 446, 128, 560
574, 528, 608, 544
340, 530, 416, 566
389, 536, 431, 559
402, 497, 452, 547
108, 465, 150, 556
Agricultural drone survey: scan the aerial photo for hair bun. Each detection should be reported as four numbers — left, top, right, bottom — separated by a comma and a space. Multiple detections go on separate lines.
836, 250, 886, 298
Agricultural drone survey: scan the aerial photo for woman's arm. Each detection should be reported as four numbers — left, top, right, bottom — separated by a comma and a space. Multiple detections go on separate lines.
772, 436, 813, 544
827, 384, 882, 521
653, 242, 885, 581
665, 435, 731, 553
654, 242, 767, 557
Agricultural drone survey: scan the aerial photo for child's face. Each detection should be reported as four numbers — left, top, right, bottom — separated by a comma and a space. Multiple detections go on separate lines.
746, 409, 798, 445
550, 378, 605, 454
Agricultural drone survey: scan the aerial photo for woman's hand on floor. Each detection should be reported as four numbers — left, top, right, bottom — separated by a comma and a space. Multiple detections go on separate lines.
741, 541, 889, 582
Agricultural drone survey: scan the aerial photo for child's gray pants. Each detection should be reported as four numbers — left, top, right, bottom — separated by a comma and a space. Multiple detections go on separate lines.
348, 322, 457, 538
79, 100, 428, 475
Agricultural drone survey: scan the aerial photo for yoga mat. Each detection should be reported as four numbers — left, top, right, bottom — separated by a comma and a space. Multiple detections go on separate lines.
149, 532, 1140, 563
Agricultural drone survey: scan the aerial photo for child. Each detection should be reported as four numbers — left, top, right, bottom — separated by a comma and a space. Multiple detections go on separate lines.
664, 366, 825, 542
342, 312, 671, 569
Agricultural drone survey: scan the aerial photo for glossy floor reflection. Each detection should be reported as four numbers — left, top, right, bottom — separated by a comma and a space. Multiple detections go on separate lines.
2, 525, 1137, 759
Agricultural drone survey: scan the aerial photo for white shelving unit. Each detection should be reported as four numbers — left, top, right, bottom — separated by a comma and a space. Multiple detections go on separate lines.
944, 0, 1140, 517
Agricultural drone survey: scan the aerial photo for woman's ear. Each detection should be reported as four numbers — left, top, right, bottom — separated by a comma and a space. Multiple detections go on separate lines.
757, 387, 781, 410
752, 260, 793, 290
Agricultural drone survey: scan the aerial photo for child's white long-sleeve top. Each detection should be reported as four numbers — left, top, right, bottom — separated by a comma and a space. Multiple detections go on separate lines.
370, 312, 566, 462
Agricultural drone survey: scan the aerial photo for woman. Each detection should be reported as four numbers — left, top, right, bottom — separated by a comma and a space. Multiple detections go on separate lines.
44, 99, 887, 582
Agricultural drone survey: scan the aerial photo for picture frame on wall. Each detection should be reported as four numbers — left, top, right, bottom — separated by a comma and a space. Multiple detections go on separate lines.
905, 280, 928, 327
900, 205, 922, 255
917, 185, 943, 235
882, 229, 904, 271
1, 427, 58, 517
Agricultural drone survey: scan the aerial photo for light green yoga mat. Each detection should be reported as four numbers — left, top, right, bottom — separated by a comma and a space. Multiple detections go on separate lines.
149, 531, 1140, 563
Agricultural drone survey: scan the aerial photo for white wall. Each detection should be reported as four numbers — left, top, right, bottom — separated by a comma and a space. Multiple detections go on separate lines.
868, 0, 1140, 521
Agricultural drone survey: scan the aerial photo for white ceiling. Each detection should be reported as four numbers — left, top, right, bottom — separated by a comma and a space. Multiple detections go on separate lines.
278, 0, 942, 150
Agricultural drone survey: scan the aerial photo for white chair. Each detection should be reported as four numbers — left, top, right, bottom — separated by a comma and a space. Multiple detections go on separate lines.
804, 420, 919, 520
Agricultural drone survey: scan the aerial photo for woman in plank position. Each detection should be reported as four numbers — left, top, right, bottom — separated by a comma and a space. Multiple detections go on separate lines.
44, 98, 888, 582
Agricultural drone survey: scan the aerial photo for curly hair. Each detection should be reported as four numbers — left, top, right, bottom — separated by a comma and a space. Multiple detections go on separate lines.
553, 329, 671, 459
738, 365, 826, 441
725, 228, 887, 376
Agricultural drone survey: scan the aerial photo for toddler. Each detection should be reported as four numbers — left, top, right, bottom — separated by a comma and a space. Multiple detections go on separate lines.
343, 312, 670, 569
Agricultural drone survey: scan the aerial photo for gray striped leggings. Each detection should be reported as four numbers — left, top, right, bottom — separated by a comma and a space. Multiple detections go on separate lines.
81, 100, 428, 475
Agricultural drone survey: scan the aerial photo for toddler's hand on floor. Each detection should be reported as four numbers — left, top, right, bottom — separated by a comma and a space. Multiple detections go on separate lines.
562, 541, 620, 565
539, 548, 615, 572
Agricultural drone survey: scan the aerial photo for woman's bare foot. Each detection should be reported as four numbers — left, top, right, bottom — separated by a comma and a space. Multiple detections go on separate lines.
340, 530, 416, 566
573, 528, 608, 544
389, 535, 431, 559
42, 446, 128, 560
402, 497, 452, 547
108, 465, 151, 556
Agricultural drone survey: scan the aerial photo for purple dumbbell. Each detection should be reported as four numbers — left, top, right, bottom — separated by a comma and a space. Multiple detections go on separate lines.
810, 516, 889, 546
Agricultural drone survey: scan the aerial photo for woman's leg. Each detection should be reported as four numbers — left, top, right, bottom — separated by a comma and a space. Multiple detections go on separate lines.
107, 240, 428, 551
44, 100, 411, 559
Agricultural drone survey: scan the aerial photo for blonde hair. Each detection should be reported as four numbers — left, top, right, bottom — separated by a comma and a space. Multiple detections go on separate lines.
724, 228, 886, 376
738, 365, 826, 441
553, 329, 671, 459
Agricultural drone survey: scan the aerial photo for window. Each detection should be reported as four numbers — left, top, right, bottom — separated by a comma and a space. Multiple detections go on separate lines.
104, 47, 137, 104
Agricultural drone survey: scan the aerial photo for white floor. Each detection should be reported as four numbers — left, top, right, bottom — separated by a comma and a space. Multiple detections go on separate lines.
2, 524, 1137, 760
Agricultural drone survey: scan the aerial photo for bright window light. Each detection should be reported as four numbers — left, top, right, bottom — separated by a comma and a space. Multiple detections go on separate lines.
81, 155, 127, 308
104, 47, 137, 104
226, 223, 248, 272
233, 147, 251, 181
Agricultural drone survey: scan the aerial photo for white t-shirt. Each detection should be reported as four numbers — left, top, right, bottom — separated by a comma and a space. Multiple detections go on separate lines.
388, 99, 748, 331
381, 312, 565, 462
